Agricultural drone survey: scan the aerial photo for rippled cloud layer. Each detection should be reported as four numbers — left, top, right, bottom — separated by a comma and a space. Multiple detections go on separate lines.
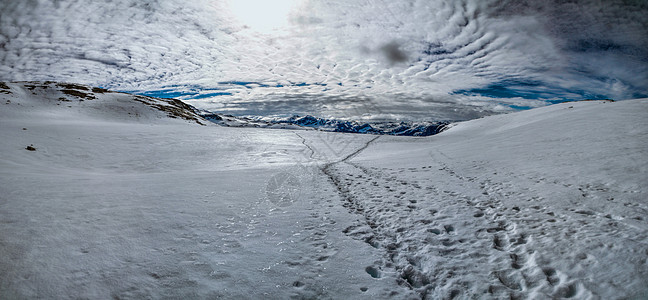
1, 0, 646, 120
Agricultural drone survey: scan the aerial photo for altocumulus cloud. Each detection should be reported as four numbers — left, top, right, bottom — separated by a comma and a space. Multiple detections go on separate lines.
1, 0, 646, 120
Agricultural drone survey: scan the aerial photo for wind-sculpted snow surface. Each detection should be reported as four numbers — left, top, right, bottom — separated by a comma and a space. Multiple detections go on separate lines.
1, 83, 647, 298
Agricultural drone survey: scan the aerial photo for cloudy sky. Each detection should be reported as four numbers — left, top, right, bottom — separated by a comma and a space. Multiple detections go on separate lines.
1, 0, 647, 120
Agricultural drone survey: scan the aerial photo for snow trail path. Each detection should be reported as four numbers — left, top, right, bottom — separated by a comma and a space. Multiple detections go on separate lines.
317, 145, 647, 299
0, 82, 401, 299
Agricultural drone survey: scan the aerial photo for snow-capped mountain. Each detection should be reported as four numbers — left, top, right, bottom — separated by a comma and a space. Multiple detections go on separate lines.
202, 113, 450, 136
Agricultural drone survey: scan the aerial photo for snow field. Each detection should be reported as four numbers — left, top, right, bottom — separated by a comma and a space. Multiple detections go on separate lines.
1, 82, 647, 299
0, 82, 398, 298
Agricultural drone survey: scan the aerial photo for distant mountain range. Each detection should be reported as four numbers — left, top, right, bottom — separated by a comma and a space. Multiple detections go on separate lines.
201, 113, 450, 137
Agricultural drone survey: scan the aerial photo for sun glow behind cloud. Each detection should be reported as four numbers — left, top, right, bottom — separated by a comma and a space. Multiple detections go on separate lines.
226, 0, 299, 33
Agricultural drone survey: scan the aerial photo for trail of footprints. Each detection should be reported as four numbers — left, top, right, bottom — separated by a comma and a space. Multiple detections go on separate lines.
327, 159, 583, 299
439, 163, 590, 299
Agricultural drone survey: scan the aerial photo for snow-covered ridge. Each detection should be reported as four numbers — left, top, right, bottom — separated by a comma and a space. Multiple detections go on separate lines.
0, 81, 208, 125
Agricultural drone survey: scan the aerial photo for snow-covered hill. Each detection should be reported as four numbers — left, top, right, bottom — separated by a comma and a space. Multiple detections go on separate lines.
331, 98, 648, 299
1, 82, 646, 299
0, 81, 207, 125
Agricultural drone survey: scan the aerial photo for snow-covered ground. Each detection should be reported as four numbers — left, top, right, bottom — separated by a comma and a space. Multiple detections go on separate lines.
1, 82, 647, 299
